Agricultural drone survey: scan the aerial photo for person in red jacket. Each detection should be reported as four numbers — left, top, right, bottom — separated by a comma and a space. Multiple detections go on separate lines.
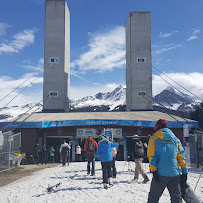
84, 136, 98, 176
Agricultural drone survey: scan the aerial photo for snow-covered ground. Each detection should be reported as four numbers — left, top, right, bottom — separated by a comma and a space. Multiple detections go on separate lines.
0, 161, 202, 203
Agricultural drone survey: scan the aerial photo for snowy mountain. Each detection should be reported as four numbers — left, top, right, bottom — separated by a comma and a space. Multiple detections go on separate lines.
0, 103, 43, 121
0, 85, 200, 121
154, 87, 200, 112
70, 85, 126, 112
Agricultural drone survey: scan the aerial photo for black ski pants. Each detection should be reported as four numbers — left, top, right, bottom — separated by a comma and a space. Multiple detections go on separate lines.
111, 158, 117, 178
101, 161, 112, 184
35, 152, 40, 164
40, 152, 47, 164
62, 152, 68, 166
87, 154, 95, 175
148, 175, 182, 203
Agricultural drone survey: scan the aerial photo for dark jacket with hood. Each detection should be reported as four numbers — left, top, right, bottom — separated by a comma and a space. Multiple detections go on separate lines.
133, 138, 144, 159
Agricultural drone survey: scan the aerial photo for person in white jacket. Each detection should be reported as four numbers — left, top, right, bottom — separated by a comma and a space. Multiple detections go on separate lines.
60, 140, 71, 166
75, 144, 82, 162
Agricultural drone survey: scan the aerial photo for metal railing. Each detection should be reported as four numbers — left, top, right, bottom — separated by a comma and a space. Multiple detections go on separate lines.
0, 131, 21, 172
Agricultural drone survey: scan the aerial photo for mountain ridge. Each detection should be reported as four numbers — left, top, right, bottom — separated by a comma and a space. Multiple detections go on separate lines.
0, 85, 201, 121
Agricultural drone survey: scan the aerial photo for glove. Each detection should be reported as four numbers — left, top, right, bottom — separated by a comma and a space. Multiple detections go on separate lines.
180, 173, 187, 184
153, 171, 159, 182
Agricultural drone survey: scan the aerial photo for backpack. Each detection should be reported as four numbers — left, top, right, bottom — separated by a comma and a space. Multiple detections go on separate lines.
87, 140, 95, 152
111, 147, 117, 157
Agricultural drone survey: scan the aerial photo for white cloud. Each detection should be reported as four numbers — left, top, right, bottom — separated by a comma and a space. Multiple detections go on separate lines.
187, 35, 198, 41
71, 72, 203, 101
71, 70, 102, 87
193, 29, 200, 35
0, 28, 37, 54
105, 83, 124, 90
1, 71, 203, 106
22, 58, 44, 72
152, 72, 203, 100
71, 26, 126, 73
187, 29, 200, 41
0, 23, 10, 36
70, 83, 124, 100
0, 74, 43, 107
152, 44, 182, 55
159, 32, 173, 38
159, 30, 178, 38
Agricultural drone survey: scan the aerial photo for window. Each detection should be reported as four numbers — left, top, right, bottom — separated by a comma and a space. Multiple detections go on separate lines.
49, 57, 59, 63
49, 91, 58, 97
138, 91, 146, 96
136, 57, 146, 63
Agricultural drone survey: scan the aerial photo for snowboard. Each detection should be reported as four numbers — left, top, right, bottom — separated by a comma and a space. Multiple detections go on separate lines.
181, 182, 202, 203
47, 182, 62, 192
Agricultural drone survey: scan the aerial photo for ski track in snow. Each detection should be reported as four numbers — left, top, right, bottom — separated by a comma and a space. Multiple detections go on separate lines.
0, 162, 202, 203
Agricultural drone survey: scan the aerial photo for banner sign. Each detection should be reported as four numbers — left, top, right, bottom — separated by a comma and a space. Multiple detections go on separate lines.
76, 128, 98, 137
42, 120, 198, 129
76, 128, 122, 138
1, 120, 199, 129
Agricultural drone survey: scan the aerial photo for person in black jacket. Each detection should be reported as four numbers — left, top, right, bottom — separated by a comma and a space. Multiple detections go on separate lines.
132, 134, 149, 183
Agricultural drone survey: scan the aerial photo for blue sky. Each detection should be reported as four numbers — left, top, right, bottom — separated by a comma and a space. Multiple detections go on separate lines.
0, 0, 203, 107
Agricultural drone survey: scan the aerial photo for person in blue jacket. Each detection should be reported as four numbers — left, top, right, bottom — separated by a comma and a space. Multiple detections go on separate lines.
147, 119, 188, 203
94, 135, 119, 189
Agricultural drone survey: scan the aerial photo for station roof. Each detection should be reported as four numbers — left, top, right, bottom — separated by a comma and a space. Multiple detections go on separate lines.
1, 111, 198, 129
7, 111, 194, 122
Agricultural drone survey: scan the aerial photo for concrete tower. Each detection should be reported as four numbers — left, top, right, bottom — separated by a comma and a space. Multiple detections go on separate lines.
43, 0, 70, 112
125, 12, 153, 111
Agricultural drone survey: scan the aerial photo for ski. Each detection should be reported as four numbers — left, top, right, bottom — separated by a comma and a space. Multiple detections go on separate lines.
47, 182, 62, 192
181, 182, 201, 203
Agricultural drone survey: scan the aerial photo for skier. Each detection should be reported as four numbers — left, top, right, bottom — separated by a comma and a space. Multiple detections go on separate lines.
94, 135, 119, 189
84, 136, 98, 176
60, 140, 71, 166
147, 119, 188, 203
132, 134, 149, 183
75, 144, 82, 162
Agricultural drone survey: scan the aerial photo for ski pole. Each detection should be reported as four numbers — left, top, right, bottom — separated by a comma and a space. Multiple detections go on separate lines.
194, 174, 201, 192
